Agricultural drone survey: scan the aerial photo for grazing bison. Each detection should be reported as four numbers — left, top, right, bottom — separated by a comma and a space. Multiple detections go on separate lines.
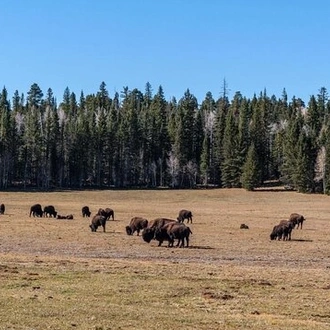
43, 205, 57, 218
154, 222, 192, 248
29, 204, 43, 217
142, 218, 177, 244
279, 220, 295, 240
289, 213, 305, 229
82, 206, 91, 217
126, 217, 148, 236
270, 220, 294, 241
270, 224, 285, 241
90, 215, 106, 232
0, 203, 5, 214
97, 208, 115, 221
177, 209, 193, 223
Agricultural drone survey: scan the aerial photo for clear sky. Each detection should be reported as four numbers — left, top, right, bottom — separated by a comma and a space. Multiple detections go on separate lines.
1, 0, 330, 105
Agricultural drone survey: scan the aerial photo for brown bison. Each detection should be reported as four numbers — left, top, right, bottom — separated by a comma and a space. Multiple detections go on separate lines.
126, 217, 148, 236
82, 206, 91, 217
270, 224, 285, 240
177, 209, 193, 223
142, 218, 177, 244
97, 208, 115, 221
57, 214, 74, 220
89, 215, 106, 232
289, 213, 305, 229
43, 205, 57, 218
279, 220, 295, 240
0, 203, 5, 214
154, 222, 192, 248
29, 204, 43, 217
270, 220, 295, 241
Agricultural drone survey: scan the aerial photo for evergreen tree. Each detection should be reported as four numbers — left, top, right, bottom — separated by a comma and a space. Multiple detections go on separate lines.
212, 96, 229, 186
27, 83, 43, 109
221, 107, 241, 187
241, 143, 259, 191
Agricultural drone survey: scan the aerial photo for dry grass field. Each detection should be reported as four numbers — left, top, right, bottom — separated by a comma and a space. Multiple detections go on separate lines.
0, 188, 330, 330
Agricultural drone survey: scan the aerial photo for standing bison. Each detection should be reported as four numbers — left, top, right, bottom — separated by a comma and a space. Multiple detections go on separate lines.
0, 203, 5, 214
97, 208, 114, 221
177, 209, 193, 223
82, 206, 91, 217
89, 215, 106, 232
142, 218, 177, 244
126, 217, 148, 236
289, 213, 305, 229
29, 204, 43, 217
43, 205, 57, 218
154, 222, 192, 248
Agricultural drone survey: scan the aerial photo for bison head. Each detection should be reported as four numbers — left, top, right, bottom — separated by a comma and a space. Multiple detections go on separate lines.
142, 228, 155, 243
89, 224, 97, 232
126, 226, 133, 235
270, 232, 277, 240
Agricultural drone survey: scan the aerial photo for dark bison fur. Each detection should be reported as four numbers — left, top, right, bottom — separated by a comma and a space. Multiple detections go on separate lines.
126, 217, 148, 236
270, 224, 284, 240
240, 223, 249, 229
279, 220, 295, 240
82, 206, 91, 217
0, 203, 5, 214
43, 205, 57, 218
90, 215, 106, 232
270, 220, 294, 241
142, 218, 177, 243
154, 222, 192, 248
177, 209, 193, 223
97, 208, 114, 221
289, 213, 305, 229
29, 204, 43, 217
57, 214, 74, 220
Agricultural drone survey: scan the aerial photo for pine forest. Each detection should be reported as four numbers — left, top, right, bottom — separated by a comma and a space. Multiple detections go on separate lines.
1, 81, 330, 193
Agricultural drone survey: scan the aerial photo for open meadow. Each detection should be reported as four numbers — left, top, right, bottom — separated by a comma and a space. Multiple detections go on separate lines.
0, 188, 330, 330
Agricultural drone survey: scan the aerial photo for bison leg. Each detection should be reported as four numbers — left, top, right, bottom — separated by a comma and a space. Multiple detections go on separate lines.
185, 236, 189, 247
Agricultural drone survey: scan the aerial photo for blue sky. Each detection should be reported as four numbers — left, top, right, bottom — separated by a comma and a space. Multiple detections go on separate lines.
1, 0, 330, 104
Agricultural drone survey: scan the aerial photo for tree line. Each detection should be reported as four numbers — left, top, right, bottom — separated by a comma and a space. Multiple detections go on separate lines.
1, 81, 330, 193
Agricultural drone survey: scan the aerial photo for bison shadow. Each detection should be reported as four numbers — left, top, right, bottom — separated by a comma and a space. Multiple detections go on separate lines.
290, 238, 313, 242
187, 245, 215, 250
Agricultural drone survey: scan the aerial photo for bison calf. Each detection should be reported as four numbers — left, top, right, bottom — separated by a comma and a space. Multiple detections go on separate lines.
126, 217, 148, 236
90, 215, 106, 232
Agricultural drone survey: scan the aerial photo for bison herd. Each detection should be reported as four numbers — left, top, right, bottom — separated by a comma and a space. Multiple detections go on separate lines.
1, 201, 308, 246
270, 213, 306, 241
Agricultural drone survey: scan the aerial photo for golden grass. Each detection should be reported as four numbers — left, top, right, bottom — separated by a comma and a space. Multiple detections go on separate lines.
0, 188, 330, 329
